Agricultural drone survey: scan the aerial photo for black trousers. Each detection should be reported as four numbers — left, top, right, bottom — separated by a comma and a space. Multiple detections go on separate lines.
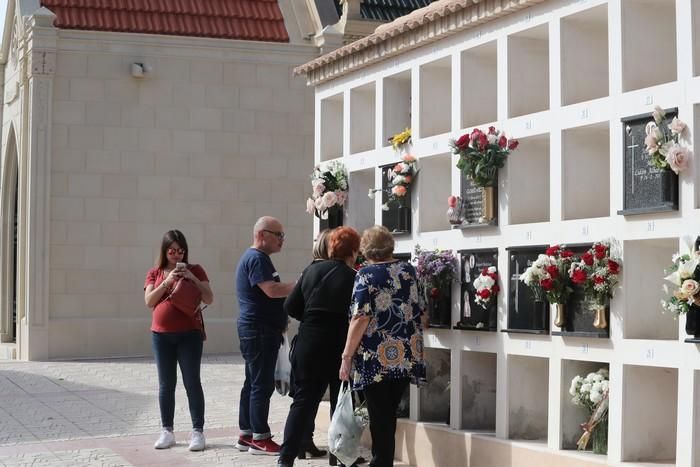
280, 376, 341, 462
364, 378, 409, 467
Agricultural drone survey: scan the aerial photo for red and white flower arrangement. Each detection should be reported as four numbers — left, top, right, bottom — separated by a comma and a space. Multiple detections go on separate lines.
368, 154, 419, 210
644, 105, 691, 174
473, 266, 499, 309
568, 240, 621, 306
450, 126, 518, 187
519, 245, 576, 304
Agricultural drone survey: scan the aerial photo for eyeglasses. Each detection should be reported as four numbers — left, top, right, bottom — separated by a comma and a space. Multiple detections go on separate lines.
263, 229, 285, 240
167, 248, 186, 255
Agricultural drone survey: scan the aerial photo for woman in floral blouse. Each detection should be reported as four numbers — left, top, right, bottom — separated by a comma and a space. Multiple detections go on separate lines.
339, 226, 427, 467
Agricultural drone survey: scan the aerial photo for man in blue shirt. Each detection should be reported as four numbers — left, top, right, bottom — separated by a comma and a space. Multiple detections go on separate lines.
235, 216, 295, 456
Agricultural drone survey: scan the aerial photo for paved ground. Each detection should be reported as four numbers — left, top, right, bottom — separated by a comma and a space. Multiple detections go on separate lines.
0, 354, 411, 467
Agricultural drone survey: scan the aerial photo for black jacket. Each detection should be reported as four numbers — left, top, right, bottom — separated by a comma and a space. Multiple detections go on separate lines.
284, 259, 356, 382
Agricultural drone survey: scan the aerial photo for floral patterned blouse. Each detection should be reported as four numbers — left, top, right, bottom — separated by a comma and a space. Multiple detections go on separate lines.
350, 260, 426, 390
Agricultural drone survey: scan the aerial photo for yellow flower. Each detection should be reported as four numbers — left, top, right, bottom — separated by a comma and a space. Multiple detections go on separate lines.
390, 128, 412, 151
373, 374, 384, 383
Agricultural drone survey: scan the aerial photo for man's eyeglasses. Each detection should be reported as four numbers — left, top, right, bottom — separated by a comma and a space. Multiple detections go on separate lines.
167, 248, 186, 255
263, 229, 285, 240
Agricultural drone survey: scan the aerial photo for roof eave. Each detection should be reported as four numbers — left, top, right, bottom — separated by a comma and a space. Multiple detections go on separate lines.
294, 0, 547, 86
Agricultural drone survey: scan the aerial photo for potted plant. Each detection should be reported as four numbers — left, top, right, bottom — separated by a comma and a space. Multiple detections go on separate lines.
569, 368, 609, 455
369, 154, 418, 233
519, 245, 576, 328
644, 105, 690, 174
568, 240, 622, 329
449, 126, 518, 224
414, 245, 457, 327
661, 249, 700, 338
305, 161, 349, 228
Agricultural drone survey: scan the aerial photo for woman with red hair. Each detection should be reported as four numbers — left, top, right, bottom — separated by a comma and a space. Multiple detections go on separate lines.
278, 227, 360, 467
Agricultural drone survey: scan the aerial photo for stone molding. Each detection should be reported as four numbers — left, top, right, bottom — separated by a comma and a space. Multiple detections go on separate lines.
294, 0, 546, 85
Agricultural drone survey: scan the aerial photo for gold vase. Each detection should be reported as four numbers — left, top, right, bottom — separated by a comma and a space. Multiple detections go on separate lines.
482, 186, 495, 222
592, 304, 608, 329
552, 303, 566, 328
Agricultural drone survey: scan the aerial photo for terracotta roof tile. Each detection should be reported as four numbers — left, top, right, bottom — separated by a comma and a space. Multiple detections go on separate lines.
40, 0, 289, 42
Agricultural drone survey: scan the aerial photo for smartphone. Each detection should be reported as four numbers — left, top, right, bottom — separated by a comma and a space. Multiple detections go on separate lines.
176, 262, 187, 270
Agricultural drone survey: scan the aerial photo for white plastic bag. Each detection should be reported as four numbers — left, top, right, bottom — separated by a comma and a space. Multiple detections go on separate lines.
274, 333, 291, 396
328, 382, 367, 466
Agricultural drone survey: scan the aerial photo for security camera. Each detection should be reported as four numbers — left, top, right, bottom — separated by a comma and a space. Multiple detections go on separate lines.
131, 63, 145, 78
131, 62, 152, 78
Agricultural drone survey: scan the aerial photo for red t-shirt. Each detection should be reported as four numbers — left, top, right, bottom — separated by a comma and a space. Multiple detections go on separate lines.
144, 264, 209, 333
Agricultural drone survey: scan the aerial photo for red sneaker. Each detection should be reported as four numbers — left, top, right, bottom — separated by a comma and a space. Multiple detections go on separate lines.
235, 434, 253, 451
248, 437, 281, 455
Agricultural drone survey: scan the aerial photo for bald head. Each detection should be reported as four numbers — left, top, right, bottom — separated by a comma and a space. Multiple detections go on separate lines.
253, 216, 285, 254
253, 216, 280, 236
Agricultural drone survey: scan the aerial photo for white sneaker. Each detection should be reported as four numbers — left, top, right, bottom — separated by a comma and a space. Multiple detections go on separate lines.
154, 429, 175, 449
188, 431, 205, 451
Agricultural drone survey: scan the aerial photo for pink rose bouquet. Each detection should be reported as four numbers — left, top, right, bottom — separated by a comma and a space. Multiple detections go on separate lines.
369, 154, 419, 210
306, 160, 349, 219
644, 106, 691, 174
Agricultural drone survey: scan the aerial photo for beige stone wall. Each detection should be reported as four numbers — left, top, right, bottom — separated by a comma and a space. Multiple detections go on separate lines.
47, 32, 316, 358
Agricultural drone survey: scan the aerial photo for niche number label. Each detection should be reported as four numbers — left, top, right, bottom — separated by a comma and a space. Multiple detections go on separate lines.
524, 340, 532, 350
646, 348, 655, 360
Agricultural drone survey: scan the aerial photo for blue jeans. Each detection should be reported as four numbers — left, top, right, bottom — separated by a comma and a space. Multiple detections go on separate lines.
238, 324, 282, 440
152, 330, 205, 431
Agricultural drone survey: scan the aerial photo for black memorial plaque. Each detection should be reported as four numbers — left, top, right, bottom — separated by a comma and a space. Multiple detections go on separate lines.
503, 245, 549, 334
550, 243, 609, 338
318, 206, 343, 231
381, 164, 411, 234
619, 109, 679, 215
456, 249, 498, 331
458, 173, 498, 226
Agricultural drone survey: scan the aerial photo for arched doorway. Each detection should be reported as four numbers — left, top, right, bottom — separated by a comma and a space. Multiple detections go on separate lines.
1, 127, 19, 344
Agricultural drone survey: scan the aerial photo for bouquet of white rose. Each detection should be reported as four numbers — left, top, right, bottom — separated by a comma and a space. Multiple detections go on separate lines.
570, 368, 609, 454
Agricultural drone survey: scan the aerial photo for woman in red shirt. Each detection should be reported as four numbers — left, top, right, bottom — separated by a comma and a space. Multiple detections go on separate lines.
144, 230, 213, 451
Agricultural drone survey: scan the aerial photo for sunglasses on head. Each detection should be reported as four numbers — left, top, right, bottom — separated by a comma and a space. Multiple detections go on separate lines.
167, 248, 186, 255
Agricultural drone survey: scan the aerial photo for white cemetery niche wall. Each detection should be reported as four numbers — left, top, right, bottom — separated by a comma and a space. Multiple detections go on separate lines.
419, 57, 452, 138
417, 153, 452, 232
320, 93, 343, 161
460, 351, 497, 431
507, 355, 548, 441
419, 347, 451, 424
350, 83, 376, 154
506, 134, 550, 225
461, 41, 497, 129
621, 0, 677, 92
623, 238, 678, 340
307, 0, 700, 465
695, 0, 700, 77
561, 123, 610, 220
383, 71, 411, 147
508, 24, 549, 118
347, 168, 375, 233
622, 365, 678, 463
560, 4, 609, 106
